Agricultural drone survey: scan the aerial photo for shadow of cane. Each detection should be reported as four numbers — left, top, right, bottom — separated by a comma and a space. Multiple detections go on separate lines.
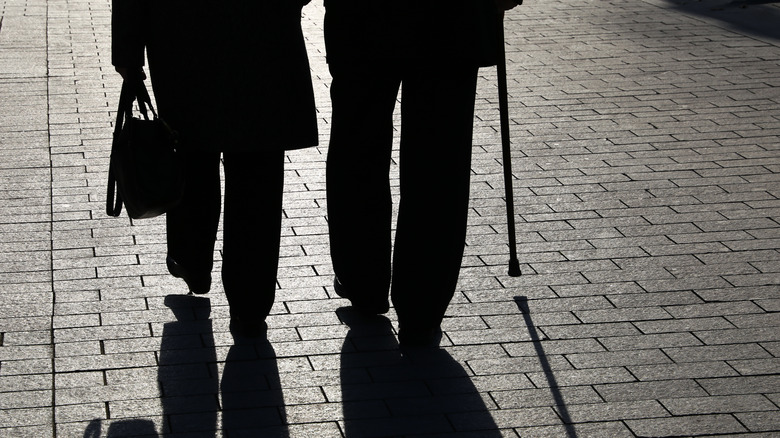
514, 296, 577, 438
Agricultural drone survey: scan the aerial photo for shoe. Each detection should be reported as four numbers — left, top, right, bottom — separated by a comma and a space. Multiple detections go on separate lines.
398, 325, 442, 348
333, 277, 389, 315
229, 315, 268, 339
166, 256, 211, 295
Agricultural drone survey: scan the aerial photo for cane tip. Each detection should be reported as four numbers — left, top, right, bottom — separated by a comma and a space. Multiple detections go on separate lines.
508, 259, 521, 277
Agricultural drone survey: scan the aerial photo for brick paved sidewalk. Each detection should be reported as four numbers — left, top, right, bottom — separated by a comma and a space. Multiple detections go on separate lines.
1, 0, 779, 436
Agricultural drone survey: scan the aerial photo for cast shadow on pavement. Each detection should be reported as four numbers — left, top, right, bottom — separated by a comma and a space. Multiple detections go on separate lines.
337, 307, 503, 437
660, 0, 780, 42
83, 294, 287, 437
220, 335, 288, 437
83, 418, 157, 438
161, 294, 289, 437
514, 296, 577, 438
158, 294, 219, 436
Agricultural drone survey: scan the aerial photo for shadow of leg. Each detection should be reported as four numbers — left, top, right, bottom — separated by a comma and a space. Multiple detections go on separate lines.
106, 419, 160, 437
337, 307, 503, 437
159, 295, 218, 437
220, 341, 288, 437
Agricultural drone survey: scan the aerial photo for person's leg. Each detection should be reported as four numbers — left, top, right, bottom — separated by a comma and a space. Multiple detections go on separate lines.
391, 63, 479, 344
221, 148, 286, 334
166, 149, 222, 293
326, 62, 401, 313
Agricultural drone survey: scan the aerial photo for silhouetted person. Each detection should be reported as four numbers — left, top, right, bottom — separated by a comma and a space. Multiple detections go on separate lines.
324, 0, 522, 346
111, 1, 318, 337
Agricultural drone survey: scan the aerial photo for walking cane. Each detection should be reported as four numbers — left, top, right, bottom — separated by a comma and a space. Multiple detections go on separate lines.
496, 14, 522, 277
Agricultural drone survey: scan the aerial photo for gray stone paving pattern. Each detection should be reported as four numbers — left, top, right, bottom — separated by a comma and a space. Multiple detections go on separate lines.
0, 0, 779, 436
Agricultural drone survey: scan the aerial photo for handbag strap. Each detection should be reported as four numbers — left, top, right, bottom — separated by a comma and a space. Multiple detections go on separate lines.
106, 77, 154, 217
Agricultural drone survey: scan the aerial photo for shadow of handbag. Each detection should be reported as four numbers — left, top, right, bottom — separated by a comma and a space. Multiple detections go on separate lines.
106, 78, 185, 219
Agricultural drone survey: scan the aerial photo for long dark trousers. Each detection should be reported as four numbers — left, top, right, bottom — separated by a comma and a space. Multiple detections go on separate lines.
327, 62, 479, 330
166, 148, 285, 320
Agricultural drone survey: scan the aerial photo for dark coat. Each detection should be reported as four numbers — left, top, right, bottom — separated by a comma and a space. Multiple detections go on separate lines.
112, 0, 318, 152
323, 0, 502, 67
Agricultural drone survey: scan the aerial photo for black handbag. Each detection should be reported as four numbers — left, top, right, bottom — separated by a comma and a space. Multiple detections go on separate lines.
106, 78, 185, 219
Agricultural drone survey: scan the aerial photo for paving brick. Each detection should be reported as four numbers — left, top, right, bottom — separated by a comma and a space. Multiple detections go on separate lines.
522, 296, 615, 313
634, 316, 736, 333
451, 406, 561, 430
595, 379, 708, 402
726, 312, 780, 328
559, 400, 669, 423
575, 306, 673, 323
321, 379, 428, 404
54, 371, 104, 390
342, 413, 455, 437
287, 423, 343, 437
55, 378, 161, 407
0, 424, 53, 438
0, 407, 52, 428
736, 410, 780, 433
513, 421, 634, 438
625, 413, 747, 437
492, 386, 602, 411
527, 367, 636, 388
53, 324, 151, 343
637, 275, 734, 293
728, 358, 780, 376
756, 298, 780, 312
695, 327, 780, 345
504, 338, 606, 357
104, 399, 162, 421
552, 281, 645, 297
605, 290, 703, 308
660, 394, 777, 416
540, 322, 642, 340
567, 349, 672, 369
0, 358, 52, 376
698, 375, 780, 396
664, 343, 772, 363
448, 327, 535, 345
468, 355, 573, 375
444, 344, 511, 362
433, 373, 536, 394
0, 344, 52, 361
54, 402, 106, 423
628, 361, 739, 381
0, 389, 51, 410
600, 332, 702, 351
54, 352, 157, 373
